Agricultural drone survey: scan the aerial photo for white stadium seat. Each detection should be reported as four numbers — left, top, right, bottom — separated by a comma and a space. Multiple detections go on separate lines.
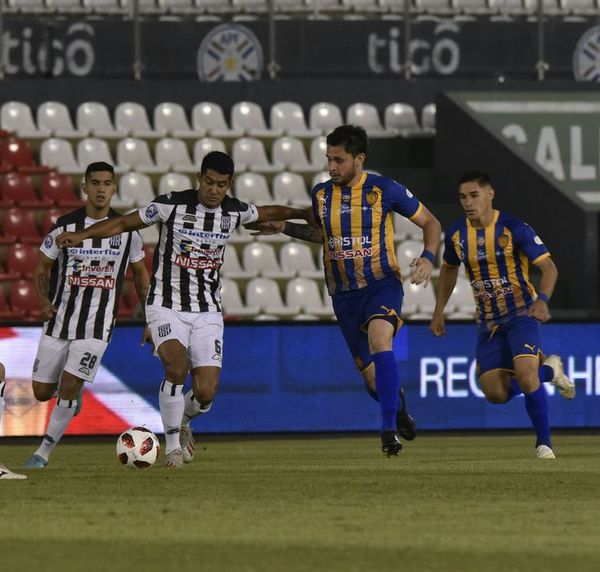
220, 278, 259, 317
37, 101, 87, 139
117, 138, 163, 174
270, 101, 320, 138
402, 279, 436, 315
115, 102, 164, 139
242, 243, 294, 279
158, 172, 193, 195
308, 102, 344, 134
286, 277, 332, 316
245, 277, 299, 317
235, 172, 272, 205
191, 102, 243, 139
280, 242, 322, 279
154, 138, 196, 174
347, 102, 395, 138
1, 101, 49, 139
194, 137, 227, 166
40, 138, 80, 173
154, 102, 205, 139
76, 102, 127, 139
384, 103, 422, 137
272, 137, 321, 174
120, 172, 156, 207
232, 137, 282, 174
396, 239, 424, 276
77, 138, 124, 174
272, 172, 310, 206
231, 101, 283, 138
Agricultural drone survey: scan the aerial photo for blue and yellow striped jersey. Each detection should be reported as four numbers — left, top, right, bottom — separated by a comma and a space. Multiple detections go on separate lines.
443, 210, 550, 329
311, 172, 422, 295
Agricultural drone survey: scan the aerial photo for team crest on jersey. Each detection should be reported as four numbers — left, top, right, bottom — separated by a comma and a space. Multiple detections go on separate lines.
44, 234, 53, 249
498, 234, 509, 249
366, 191, 378, 206
145, 204, 159, 221
109, 235, 121, 249
183, 214, 197, 223
220, 216, 232, 231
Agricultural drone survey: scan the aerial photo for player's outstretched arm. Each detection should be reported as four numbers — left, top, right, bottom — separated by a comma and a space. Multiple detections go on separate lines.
529, 257, 558, 322
248, 207, 322, 243
255, 205, 307, 223
33, 251, 58, 321
429, 263, 460, 337
56, 211, 148, 248
408, 205, 442, 286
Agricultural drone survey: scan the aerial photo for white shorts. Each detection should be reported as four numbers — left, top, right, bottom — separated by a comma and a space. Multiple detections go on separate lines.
32, 335, 108, 384
146, 306, 224, 369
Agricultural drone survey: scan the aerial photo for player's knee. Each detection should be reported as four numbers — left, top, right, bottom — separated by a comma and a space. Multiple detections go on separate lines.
58, 378, 83, 400
486, 394, 509, 404
163, 362, 188, 385
368, 334, 392, 354
32, 382, 56, 402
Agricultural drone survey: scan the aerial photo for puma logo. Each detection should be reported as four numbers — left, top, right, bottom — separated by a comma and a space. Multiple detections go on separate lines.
524, 344, 537, 353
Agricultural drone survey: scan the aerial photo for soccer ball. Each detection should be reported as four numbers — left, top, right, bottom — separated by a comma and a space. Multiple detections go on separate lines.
116, 427, 160, 469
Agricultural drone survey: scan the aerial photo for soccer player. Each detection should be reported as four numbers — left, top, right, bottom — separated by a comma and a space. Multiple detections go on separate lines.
250, 125, 442, 456
0, 362, 27, 479
429, 170, 575, 459
56, 151, 308, 468
23, 162, 150, 468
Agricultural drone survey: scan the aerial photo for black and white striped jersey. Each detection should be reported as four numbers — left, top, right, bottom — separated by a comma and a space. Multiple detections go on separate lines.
41, 208, 145, 342
138, 189, 258, 313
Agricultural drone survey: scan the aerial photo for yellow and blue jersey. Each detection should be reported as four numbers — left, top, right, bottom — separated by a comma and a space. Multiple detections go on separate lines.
443, 210, 550, 330
312, 172, 422, 295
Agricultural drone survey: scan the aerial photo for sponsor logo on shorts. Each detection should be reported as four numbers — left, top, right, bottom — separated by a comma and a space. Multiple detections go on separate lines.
78, 366, 90, 376
158, 324, 171, 338
33, 358, 39, 373
174, 254, 221, 270
524, 343, 537, 353
68, 275, 115, 289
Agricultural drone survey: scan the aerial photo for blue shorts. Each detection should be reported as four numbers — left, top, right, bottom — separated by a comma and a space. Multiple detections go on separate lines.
332, 275, 404, 371
476, 316, 542, 376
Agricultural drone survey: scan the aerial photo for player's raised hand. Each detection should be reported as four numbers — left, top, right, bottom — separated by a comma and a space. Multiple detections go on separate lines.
56, 231, 85, 248
429, 313, 446, 337
245, 221, 285, 236
528, 299, 551, 322
40, 302, 57, 322
409, 257, 433, 286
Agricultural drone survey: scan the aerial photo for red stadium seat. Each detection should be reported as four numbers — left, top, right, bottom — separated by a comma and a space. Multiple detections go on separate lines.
41, 207, 68, 235
118, 282, 139, 319
0, 172, 51, 208
40, 172, 84, 208
2, 208, 42, 244
0, 259, 19, 281
9, 279, 39, 320
143, 245, 155, 275
0, 286, 24, 319
6, 244, 38, 278
0, 137, 38, 173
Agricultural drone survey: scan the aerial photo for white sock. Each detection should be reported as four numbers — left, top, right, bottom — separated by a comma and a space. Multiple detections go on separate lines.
0, 380, 6, 423
159, 379, 185, 454
182, 390, 212, 425
35, 398, 77, 461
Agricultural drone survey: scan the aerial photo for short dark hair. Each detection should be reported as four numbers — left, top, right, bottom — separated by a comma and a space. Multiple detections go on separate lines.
326, 125, 368, 157
458, 170, 492, 188
85, 161, 114, 179
201, 151, 234, 177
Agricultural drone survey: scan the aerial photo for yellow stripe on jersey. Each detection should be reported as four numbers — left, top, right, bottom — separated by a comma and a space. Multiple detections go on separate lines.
450, 229, 462, 265
502, 227, 525, 307
408, 202, 424, 222
466, 220, 492, 316
370, 185, 385, 281
519, 251, 536, 298
316, 187, 336, 294
329, 186, 349, 291
384, 211, 399, 277
532, 252, 551, 265
485, 211, 507, 316
351, 183, 365, 288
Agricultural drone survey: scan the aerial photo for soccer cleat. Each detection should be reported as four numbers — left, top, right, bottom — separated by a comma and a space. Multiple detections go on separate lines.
381, 430, 402, 457
23, 453, 48, 469
163, 448, 184, 468
543, 355, 575, 399
536, 445, 556, 459
0, 463, 27, 480
179, 424, 196, 464
396, 388, 417, 441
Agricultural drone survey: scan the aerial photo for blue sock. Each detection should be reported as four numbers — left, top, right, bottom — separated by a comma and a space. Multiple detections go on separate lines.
539, 365, 553, 383
373, 351, 400, 432
524, 385, 551, 448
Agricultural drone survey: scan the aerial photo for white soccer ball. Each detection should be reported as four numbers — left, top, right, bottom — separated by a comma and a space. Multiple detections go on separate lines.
116, 427, 160, 469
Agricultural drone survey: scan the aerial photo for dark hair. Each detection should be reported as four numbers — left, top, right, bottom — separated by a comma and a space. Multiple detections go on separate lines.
326, 125, 368, 157
85, 161, 114, 179
458, 170, 492, 188
201, 151, 234, 177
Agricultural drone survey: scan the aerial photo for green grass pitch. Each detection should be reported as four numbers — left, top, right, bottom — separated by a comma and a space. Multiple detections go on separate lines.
1, 433, 599, 572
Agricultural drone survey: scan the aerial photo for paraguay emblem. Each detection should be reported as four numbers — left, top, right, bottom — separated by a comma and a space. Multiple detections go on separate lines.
573, 26, 600, 81
109, 235, 122, 249
366, 191, 378, 206
197, 24, 264, 82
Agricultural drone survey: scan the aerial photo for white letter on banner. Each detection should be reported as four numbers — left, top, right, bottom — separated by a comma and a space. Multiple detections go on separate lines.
368, 33, 385, 74
595, 356, 600, 396
501, 124, 527, 145
420, 357, 444, 397
568, 356, 592, 396
535, 126, 565, 181
569, 126, 596, 180
446, 357, 469, 397
468, 359, 484, 398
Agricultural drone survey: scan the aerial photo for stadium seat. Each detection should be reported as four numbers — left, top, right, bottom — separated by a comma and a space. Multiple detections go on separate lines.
454, 0, 495, 14
220, 277, 259, 317
384, 103, 422, 137
229, 223, 254, 245
235, 172, 272, 205
0, 137, 47, 173
41, 207, 67, 235
230, 102, 283, 138
9, 279, 40, 319
39, 172, 84, 208
154, 138, 196, 173
121, 0, 166, 13
0, 172, 51, 208
83, 0, 126, 14
0, 287, 24, 319
119, 172, 156, 207
117, 138, 163, 174
77, 138, 123, 175
221, 247, 257, 279
242, 242, 294, 279
245, 277, 299, 316
342, 0, 383, 11
312, 172, 330, 188
191, 102, 243, 139
421, 103, 436, 133
154, 103, 204, 139
446, 274, 476, 314
232, 138, 282, 174
158, 172, 193, 195
160, 0, 198, 14
46, 0, 90, 12
2, 208, 42, 244
309, 136, 328, 170
346, 103, 394, 138
7, 0, 51, 13
309, 102, 344, 134
272, 137, 321, 174
0, 101, 50, 140
37, 101, 87, 138
270, 102, 320, 138
193, 137, 227, 166
280, 242, 322, 279
567, 0, 600, 15
272, 172, 310, 206
415, 0, 454, 14
76, 102, 127, 139
396, 239, 424, 276
402, 279, 436, 315
393, 212, 422, 241
143, 245, 155, 275
6, 244, 38, 278
39, 138, 80, 173
286, 277, 333, 316
114, 102, 163, 139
